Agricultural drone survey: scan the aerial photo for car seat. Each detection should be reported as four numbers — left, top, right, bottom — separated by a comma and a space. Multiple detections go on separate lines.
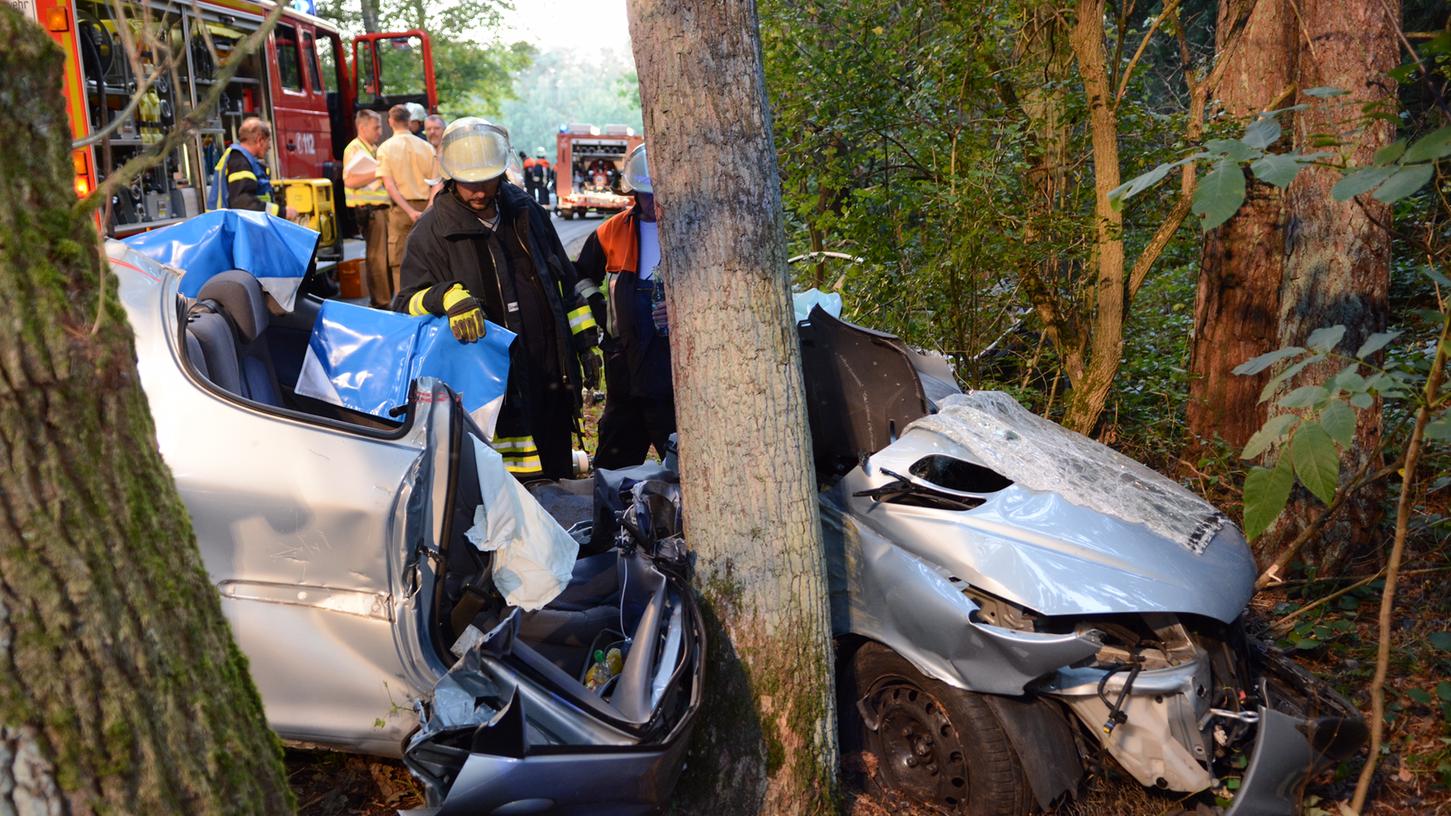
183, 270, 283, 406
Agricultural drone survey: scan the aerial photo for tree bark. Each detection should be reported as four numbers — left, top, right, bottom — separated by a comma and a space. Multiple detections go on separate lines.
0, 10, 293, 814
625, 1, 838, 814
1062, 0, 1127, 434
1187, 0, 1297, 451
360, 0, 380, 33
1273, 0, 1398, 569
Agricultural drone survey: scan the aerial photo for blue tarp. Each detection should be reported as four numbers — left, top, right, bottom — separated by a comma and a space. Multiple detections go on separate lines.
123, 210, 318, 311
296, 299, 515, 435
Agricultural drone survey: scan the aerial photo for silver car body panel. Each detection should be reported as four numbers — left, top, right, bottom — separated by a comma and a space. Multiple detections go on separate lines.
821, 488, 1102, 695
847, 428, 1257, 623
112, 241, 441, 757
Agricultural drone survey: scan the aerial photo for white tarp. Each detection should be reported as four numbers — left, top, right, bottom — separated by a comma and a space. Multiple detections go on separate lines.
909, 392, 1227, 553
463, 435, 579, 610
793, 288, 843, 322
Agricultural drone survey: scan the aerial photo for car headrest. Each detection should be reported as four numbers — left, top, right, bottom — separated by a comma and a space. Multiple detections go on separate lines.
196, 270, 269, 343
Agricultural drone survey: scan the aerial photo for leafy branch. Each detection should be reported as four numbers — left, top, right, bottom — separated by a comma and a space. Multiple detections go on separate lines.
1110, 94, 1451, 230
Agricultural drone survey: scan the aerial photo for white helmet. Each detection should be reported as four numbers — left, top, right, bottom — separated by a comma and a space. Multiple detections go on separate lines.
439, 117, 512, 183
534, 146, 546, 157
406, 102, 428, 122
622, 144, 651, 194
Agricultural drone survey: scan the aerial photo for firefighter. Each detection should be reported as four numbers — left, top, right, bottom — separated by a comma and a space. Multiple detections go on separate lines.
342, 109, 392, 308
395, 118, 601, 479
212, 117, 298, 219
524, 146, 552, 207
574, 144, 675, 469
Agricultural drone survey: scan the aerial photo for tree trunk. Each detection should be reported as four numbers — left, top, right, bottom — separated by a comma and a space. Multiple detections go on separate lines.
1062, 0, 1127, 434
625, 1, 838, 814
360, 0, 380, 33
1008, 4, 1084, 394
1273, 0, 1397, 569
1187, 0, 1297, 451
0, 10, 293, 814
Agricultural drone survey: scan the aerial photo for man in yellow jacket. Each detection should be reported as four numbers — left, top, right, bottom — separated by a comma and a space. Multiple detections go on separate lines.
343, 109, 392, 307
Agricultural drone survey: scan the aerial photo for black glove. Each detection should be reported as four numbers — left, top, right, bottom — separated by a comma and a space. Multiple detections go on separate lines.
587, 291, 608, 331
581, 349, 602, 390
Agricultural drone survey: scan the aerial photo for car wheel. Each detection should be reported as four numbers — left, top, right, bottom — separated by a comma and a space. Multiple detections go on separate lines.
848, 643, 1033, 816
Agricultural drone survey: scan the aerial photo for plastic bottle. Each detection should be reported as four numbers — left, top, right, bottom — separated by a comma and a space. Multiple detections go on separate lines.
651, 277, 669, 337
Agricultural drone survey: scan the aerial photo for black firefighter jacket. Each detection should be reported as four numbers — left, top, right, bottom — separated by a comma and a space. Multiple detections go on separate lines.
394, 181, 598, 424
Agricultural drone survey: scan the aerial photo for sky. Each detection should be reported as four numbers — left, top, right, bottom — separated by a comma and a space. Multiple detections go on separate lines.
497, 0, 633, 53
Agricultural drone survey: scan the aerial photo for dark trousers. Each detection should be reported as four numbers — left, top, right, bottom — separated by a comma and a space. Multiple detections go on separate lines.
593, 348, 676, 470
532, 377, 578, 480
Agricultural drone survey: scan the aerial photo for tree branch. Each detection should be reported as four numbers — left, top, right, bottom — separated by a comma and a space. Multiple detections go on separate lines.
1113, 0, 1182, 107
1128, 193, 1192, 302
1353, 310, 1450, 812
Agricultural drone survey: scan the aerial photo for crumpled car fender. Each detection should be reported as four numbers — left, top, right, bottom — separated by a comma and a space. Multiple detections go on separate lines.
821, 495, 1100, 695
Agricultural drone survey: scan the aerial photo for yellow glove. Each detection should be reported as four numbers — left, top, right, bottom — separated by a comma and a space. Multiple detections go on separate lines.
442, 284, 484, 343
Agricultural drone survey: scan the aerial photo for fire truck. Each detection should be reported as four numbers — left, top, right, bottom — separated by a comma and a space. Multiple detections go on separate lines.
26, 0, 436, 248
554, 123, 643, 220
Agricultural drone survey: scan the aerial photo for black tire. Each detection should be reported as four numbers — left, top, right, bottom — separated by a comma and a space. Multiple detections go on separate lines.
846, 643, 1034, 816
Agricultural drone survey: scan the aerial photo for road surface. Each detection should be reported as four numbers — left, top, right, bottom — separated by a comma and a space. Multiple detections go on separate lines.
550, 212, 604, 260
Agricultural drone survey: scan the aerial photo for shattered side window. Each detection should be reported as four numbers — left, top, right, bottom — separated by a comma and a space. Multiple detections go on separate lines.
908, 392, 1227, 552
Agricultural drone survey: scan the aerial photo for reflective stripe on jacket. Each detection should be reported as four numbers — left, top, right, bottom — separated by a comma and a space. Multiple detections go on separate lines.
211, 146, 277, 215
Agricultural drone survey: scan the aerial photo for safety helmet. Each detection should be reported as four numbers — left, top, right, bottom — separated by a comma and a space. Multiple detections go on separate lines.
406, 102, 428, 122
534, 146, 546, 157
439, 117, 512, 183
621, 144, 651, 194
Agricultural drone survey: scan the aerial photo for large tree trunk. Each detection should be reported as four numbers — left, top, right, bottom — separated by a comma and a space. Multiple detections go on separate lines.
1187, 0, 1297, 451
1273, 0, 1398, 569
0, 10, 293, 814
626, 1, 838, 814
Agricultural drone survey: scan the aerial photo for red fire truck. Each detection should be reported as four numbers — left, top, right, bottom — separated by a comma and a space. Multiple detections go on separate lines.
26, 0, 436, 246
554, 123, 643, 220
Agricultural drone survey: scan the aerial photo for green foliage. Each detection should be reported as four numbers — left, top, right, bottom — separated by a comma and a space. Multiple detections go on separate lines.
313, 0, 532, 115
1193, 159, 1246, 231
1234, 307, 1449, 540
1290, 424, 1339, 504
760, 0, 1209, 392
1244, 457, 1295, 540
497, 48, 643, 163
1115, 94, 1445, 232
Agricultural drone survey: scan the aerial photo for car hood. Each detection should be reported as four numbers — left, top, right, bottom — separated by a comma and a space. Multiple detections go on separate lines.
840, 396, 1257, 623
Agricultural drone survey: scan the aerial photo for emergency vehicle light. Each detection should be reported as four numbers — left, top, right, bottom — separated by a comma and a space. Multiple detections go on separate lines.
72, 151, 91, 198
46, 7, 69, 31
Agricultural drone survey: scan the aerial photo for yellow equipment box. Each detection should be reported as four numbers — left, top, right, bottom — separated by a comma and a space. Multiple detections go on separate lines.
276, 178, 339, 249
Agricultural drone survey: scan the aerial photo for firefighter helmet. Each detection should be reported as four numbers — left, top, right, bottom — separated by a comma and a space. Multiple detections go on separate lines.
406, 102, 428, 122
622, 144, 651, 194
439, 117, 512, 183
534, 146, 547, 158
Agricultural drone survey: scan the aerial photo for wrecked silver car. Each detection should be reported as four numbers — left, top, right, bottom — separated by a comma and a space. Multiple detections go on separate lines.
107, 215, 702, 815
797, 307, 1366, 815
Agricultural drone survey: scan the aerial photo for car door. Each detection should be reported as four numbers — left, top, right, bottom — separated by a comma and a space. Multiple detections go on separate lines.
135, 285, 457, 756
